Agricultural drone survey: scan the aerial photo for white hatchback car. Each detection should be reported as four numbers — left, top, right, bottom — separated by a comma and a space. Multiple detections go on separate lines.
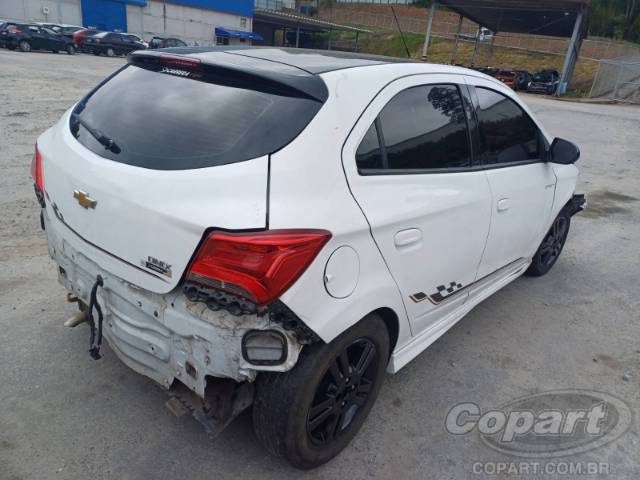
34, 48, 585, 469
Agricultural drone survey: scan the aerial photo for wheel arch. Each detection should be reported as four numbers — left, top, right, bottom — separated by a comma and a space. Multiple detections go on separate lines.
369, 307, 399, 358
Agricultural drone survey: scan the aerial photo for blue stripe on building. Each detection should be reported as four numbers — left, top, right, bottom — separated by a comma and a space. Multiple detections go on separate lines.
81, 0, 253, 33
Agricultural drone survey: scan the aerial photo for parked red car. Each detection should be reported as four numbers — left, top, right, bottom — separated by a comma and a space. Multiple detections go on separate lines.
72, 28, 101, 49
495, 70, 518, 90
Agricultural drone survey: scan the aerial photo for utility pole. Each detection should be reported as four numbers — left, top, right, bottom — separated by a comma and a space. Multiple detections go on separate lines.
470, 26, 481, 66
451, 14, 463, 64
421, 2, 437, 60
557, 11, 584, 96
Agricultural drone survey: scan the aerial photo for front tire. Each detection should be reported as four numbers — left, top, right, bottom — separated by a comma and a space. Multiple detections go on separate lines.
253, 314, 389, 469
66, 45, 75, 55
106, 47, 115, 57
526, 212, 570, 276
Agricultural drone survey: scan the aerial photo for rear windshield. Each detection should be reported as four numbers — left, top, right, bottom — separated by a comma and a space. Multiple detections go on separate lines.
70, 65, 324, 170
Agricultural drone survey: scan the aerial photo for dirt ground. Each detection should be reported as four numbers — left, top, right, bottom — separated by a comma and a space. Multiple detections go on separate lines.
0, 49, 639, 480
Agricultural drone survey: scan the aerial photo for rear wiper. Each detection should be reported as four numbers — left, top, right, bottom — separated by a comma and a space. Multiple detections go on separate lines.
71, 113, 121, 154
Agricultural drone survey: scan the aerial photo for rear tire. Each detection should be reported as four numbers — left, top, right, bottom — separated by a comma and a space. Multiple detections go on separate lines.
106, 47, 115, 57
93, 50, 100, 56
253, 314, 389, 469
526, 212, 570, 277
66, 45, 75, 55
19, 40, 31, 52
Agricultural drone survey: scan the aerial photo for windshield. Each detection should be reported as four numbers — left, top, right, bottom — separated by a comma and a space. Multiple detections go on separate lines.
70, 65, 324, 170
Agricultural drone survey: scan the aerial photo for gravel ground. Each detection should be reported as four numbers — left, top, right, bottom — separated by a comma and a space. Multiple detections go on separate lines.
0, 49, 639, 480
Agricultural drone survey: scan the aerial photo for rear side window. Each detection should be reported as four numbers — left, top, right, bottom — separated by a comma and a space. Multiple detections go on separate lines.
355, 122, 383, 170
356, 84, 471, 172
474, 87, 540, 165
70, 65, 324, 170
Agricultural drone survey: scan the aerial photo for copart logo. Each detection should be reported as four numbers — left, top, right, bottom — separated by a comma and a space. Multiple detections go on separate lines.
445, 389, 632, 458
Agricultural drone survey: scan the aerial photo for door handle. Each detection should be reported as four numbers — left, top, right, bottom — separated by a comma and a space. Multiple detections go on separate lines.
394, 228, 422, 248
497, 198, 510, 212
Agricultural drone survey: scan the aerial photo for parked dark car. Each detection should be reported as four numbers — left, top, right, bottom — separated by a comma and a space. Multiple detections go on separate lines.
0, 22, 20, 48
85, 31, 146, 56
124, 33, 148, 48
515, 70, 532, 91
39, 23, 84, 41
528, 70, 560, 95
148, 36, 187, 49
1, 23, 76, 53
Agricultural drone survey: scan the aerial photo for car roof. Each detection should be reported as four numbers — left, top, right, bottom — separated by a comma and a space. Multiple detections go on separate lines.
154, 46, 415, 74
130, 47, 504, 103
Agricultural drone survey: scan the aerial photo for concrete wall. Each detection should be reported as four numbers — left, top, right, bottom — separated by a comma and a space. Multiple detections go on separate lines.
126, 0, 252, 45
0, 0, 82, 25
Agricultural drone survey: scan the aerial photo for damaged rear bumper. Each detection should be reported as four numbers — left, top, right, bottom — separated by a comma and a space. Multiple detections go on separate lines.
43, 209, 303, 399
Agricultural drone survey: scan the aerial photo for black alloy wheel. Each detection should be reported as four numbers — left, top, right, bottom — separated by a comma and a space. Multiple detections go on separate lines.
526, 213, 570, 276
306, 338, 378, 445
253, 314, 389, 469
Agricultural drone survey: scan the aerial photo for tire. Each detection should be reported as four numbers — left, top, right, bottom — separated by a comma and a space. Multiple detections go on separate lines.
66, 45, 75, 55
106, 47, 115, 57
93, 50, 100, 56
253, 314, 390, 469
18, 40, 31, 52
526, 212, 570, 277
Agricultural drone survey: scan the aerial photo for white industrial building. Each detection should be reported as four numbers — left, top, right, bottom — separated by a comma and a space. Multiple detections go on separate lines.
0, 0, 256, 46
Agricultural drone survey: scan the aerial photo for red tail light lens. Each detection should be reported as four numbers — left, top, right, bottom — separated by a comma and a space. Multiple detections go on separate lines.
31, 143, 44, 192
186, 230, 332, 306
8, 28, 22, 34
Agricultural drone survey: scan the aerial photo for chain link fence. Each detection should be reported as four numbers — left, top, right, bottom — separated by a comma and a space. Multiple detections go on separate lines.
590, 56, 640, 103
320, 4, 640, 61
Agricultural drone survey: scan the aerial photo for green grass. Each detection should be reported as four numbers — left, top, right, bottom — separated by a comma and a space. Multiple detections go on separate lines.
335, 30, 600, 95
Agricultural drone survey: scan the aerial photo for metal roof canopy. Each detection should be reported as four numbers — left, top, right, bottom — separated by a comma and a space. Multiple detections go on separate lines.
422, 0, 590, 96
254, 9, 371, 34
438, 0, 590, 38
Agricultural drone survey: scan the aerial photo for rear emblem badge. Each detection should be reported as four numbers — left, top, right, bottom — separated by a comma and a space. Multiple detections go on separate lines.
73, 190, 97, 209
142, 256, 172, 278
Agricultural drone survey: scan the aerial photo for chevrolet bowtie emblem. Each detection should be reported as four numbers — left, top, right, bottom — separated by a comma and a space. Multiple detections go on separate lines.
73, 190, 97, 209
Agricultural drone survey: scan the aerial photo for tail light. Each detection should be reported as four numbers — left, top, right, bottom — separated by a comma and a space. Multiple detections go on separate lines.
186, 230, 331, 306
8, 28, 22, 34
31, 143, 44, 193
160, 55, 202, 70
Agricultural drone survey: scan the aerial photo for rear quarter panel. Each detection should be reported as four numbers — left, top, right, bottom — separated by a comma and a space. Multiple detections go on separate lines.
270, 66, 426, 350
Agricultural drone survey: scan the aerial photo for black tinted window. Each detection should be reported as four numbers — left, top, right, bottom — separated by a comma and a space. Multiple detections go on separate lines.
375, 85, 471, 170
475, 87, 540, 165
356, 122, 383, 170
71, 65, 323, 170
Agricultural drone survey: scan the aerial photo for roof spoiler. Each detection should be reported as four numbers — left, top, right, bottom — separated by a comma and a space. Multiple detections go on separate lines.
128, 51, 328, 102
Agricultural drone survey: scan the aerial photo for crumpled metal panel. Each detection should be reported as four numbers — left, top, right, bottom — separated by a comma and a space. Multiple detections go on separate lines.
45, 211, 302, 398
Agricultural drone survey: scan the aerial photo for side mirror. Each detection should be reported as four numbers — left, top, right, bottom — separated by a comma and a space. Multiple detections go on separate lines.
548, 137, 580, 165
